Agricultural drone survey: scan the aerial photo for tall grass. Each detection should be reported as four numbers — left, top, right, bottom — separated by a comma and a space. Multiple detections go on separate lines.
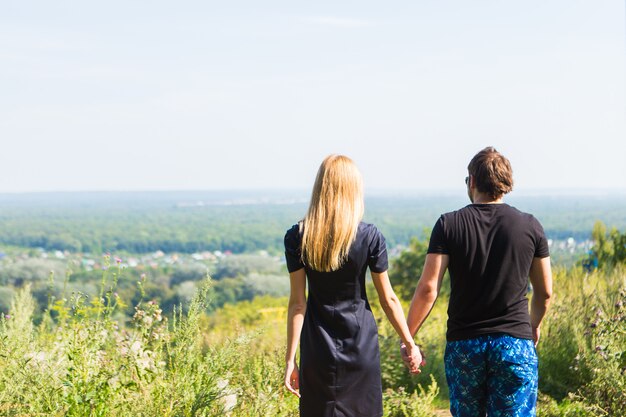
538, 266, 626, 416
0, 259, 623, 416
0, 263, 436, 416
0, 261, 230, 416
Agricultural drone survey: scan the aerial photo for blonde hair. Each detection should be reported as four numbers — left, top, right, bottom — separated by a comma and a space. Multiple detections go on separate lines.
301, 155, 364, 272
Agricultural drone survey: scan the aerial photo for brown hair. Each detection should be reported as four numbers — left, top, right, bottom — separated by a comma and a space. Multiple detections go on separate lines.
467, 147, 514, 199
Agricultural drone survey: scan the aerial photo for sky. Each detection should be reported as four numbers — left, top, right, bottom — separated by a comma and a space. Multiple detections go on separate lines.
1, 1, 625, 193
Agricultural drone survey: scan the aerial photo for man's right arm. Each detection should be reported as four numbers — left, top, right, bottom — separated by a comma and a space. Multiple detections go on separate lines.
529, 256, 553, 346
406, 253, 449, 337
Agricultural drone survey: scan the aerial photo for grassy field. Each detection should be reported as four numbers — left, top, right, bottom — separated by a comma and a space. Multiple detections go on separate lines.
0, 254, 624, 416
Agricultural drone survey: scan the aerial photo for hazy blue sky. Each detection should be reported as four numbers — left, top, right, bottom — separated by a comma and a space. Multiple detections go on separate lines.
1, 1, 625, 193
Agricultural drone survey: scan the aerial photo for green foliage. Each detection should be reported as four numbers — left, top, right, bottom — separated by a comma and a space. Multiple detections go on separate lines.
538, 266, 626, 415
0, 269, 231, 416
2, 191, 623, 256
536, 393, 605, 417
1, 258, 624, 415
212, 254, 283, 279
0, 258, 66, 287
390, 237, 429, 300
0, 193, 625, 416
0, 251, 290, 322
589, 220, 626, 268
0, 286, 15, 314
383, 376, 439, 417
169, 264, 209, 285
390, 234, 451, 301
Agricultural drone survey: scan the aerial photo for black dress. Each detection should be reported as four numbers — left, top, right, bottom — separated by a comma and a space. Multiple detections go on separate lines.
284, 222, 388, 417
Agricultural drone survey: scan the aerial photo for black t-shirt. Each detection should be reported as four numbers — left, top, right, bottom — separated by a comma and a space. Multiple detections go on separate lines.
427, 203, 550, 341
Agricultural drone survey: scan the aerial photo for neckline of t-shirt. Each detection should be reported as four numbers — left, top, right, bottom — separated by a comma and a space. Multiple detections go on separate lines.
468, 202, 508, 207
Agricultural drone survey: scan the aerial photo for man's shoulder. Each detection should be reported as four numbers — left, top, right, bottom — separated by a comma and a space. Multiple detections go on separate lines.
501, 204, 540, 222
439, 205, 472, 220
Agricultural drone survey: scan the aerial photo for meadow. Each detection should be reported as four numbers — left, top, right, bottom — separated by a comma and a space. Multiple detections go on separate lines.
0, 191, 624, 416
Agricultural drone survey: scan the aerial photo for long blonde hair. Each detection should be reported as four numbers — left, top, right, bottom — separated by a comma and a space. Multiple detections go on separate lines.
301, 155, 364, 272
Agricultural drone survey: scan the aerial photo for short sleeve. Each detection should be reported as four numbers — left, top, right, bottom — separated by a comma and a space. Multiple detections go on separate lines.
368, 226, 388, 273
531, 217, 550, 258
284, 224, 305, 272
427, 216, 449, 254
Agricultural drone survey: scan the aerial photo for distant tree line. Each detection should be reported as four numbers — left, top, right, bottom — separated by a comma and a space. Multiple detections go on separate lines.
1, 195, 623, 255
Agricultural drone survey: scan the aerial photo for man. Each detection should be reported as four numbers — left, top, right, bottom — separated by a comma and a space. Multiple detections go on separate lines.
404, 147, 552, 416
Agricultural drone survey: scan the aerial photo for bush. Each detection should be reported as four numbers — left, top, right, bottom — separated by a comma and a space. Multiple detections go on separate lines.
211, 255, 282, 280
538, 266, 626, 415
0, 286, 15, 314
0, 270, 235, 416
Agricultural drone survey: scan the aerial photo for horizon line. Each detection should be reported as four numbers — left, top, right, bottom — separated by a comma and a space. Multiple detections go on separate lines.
0, 187, 625, 197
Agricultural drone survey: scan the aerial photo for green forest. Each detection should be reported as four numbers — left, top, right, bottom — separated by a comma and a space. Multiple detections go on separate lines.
0, 191, 624, 416
1, 191, 624, 254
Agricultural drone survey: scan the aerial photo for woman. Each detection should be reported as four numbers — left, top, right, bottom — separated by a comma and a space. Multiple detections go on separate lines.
283, 155, 421, 417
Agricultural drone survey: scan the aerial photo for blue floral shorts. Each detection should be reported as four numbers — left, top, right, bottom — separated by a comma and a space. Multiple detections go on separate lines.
444, 334, 538, 417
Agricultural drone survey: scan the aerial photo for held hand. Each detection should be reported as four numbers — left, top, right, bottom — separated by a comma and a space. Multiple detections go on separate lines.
400, 342, 425, 374
532, 326, 540, 347
284, 362, 301, 398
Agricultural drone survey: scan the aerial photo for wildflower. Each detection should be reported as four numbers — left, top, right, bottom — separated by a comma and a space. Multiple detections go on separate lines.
108, 375, 120, 389
130, 341, 142, 354
115, 257, 122, 264
4, 314, 10, 319
143, 315, 154, 327
217, 378, 238, 412
140, 273, 146, 281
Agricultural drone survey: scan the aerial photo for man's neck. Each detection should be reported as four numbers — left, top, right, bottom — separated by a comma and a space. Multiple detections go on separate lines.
471, 192, 503, 204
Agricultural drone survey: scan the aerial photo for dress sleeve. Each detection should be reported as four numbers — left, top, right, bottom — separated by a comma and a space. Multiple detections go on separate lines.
531, 217, 550, 258
284, 224, 305, 272
427, 216, 449, 254
368, 226, 389, 273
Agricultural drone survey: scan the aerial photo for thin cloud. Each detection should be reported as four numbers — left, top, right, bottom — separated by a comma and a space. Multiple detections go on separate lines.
306, 16, 377, 29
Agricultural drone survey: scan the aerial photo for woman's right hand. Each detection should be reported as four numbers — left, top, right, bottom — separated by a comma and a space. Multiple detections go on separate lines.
284, 361, 301, 398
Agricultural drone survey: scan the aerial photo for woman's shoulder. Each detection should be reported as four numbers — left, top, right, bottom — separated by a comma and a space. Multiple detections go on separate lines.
358, 221, 380, 232
285, 223, 301, 235
357, 222, 385, 241
284, 223, 303, 249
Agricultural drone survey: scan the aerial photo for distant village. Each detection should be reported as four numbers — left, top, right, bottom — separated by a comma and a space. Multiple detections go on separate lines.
0, 237, 593, 273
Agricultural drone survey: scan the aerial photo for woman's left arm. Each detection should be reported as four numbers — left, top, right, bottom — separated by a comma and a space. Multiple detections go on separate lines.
284, 268, 306, 397
371, 270, 422, 373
